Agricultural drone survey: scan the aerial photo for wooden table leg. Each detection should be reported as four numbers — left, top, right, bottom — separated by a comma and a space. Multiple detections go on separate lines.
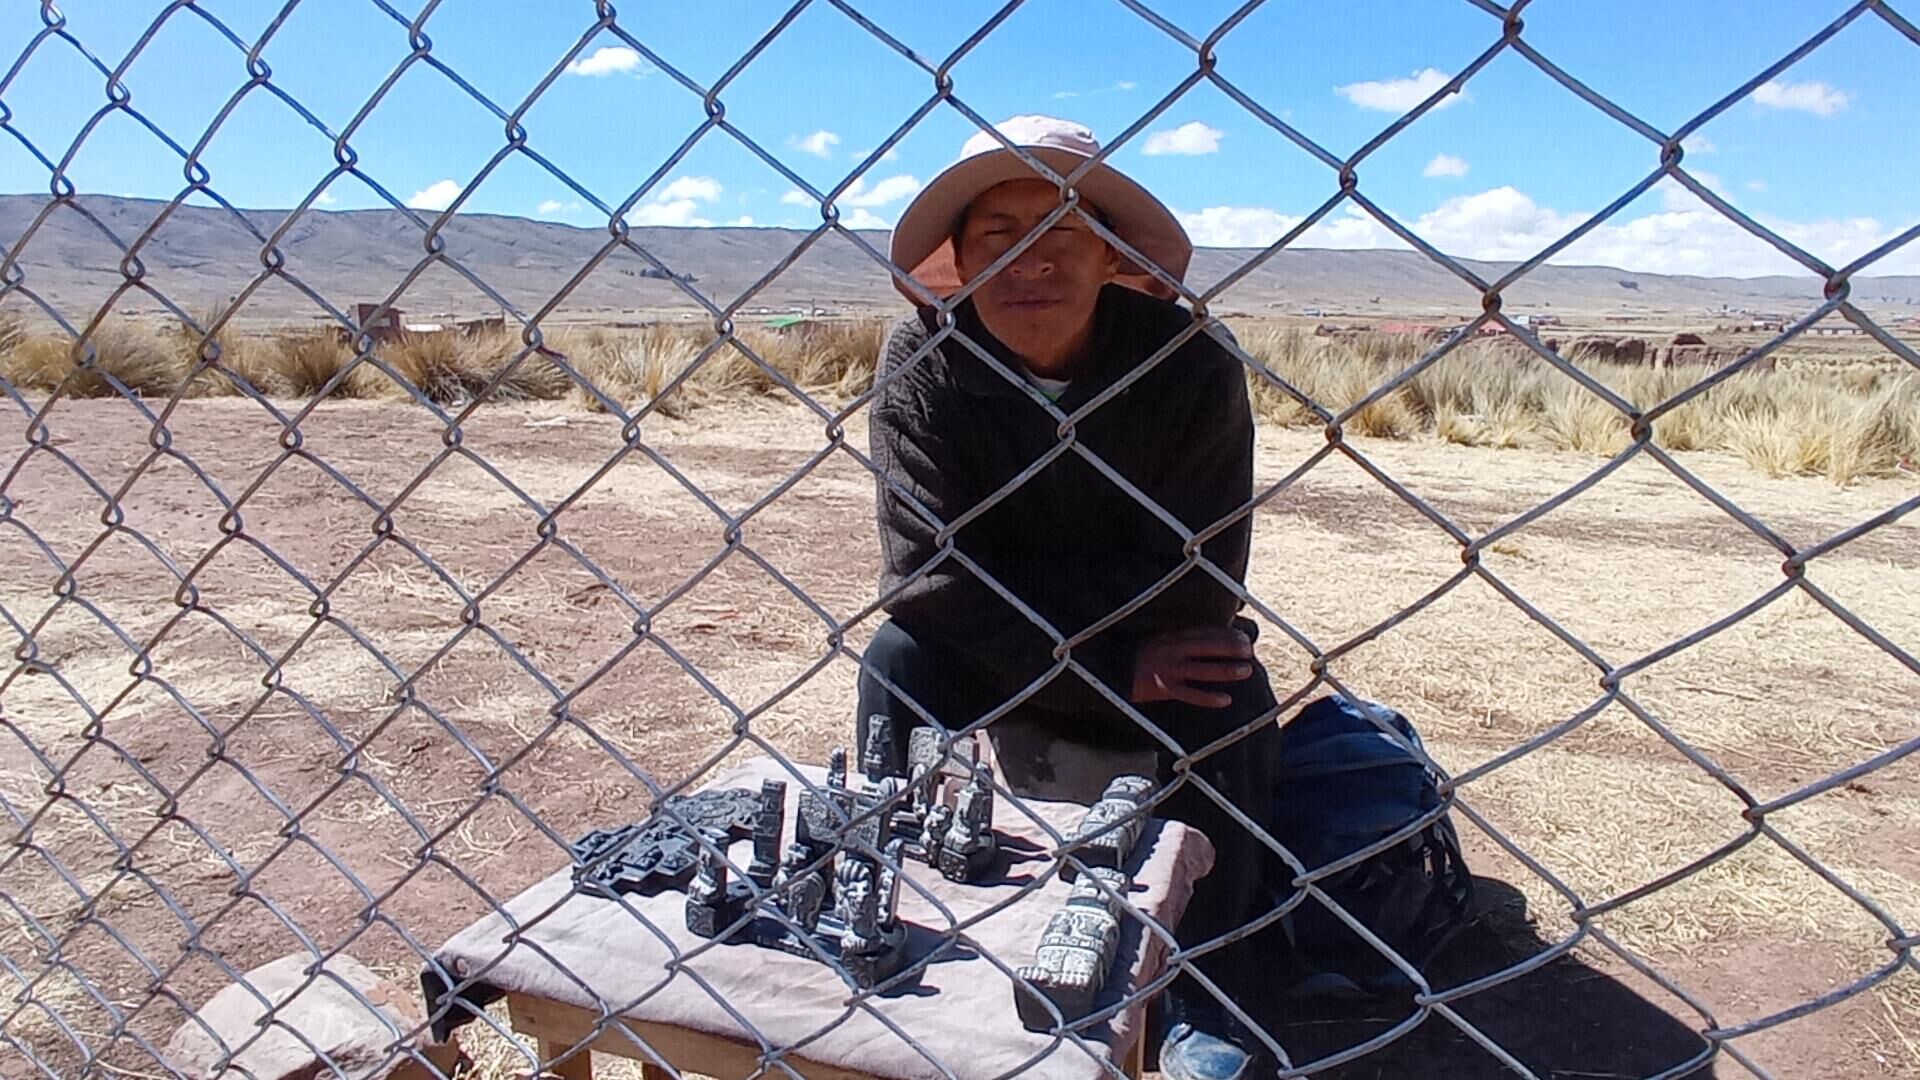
1124, 1031, 1146, 1080
540, 1039, 594, 1080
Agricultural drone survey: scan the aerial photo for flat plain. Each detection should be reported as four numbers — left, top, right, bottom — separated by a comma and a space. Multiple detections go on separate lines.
1, 379, 1914, 1078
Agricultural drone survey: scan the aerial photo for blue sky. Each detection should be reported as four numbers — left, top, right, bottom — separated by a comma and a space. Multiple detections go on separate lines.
2, 0, 1916, 277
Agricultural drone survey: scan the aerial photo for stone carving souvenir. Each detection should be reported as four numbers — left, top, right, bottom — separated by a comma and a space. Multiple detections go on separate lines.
571, 787, 759, 896
1014, 867, 1130, 1030
936, 770, 998, 882
1060, 775, 1153, 882
745, 779, 785, 889
858, 715, 1002, 882
684, 828, 752, 939
679, 748, 914, 988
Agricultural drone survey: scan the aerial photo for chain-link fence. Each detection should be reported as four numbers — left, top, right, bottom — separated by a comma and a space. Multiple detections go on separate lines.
2, 2, 1917, 1079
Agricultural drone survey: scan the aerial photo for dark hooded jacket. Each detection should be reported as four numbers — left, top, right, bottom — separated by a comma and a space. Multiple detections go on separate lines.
869, 283, 1254, 720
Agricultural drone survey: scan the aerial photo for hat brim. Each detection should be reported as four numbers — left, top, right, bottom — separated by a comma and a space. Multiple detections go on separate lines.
885, 146, 1191, 304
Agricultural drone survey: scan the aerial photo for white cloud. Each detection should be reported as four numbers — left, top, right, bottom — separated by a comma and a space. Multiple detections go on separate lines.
1753, 79, 1851, 116
407, 179, 462, 211
727, 215, 754, 227
1336, 68, 1465, 112
1682, 134, 1716, 154
1118, 80, 1138, 91
1177, 185, 1920, 277
842, 174, 921, 207
629, 199, 710, 227
1745, 179, 1767, 192
536, 198, 583, 216
314, 190, 337, 206
1422, 153, 1469, 179
843, 208, 890, 230
1176, 204, 1401, 250
624, 175, 721, 227
565, 46, 647, 77
656, 175, 722, 203
851, 146, 901, 162
780, 189, 814, 206
1143, 121, 1223, 156
793, 130, 840, 158
1654, 171, 1725, 212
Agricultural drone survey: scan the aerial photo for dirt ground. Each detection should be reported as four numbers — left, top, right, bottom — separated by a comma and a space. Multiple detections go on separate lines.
0, 392, 1915, 1080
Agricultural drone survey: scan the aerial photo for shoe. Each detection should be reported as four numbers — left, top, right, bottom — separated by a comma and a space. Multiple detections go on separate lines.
1159, 1021, 1253, 1080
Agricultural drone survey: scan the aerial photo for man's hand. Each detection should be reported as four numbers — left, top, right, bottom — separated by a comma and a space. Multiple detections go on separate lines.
1130, 626, 1254, 708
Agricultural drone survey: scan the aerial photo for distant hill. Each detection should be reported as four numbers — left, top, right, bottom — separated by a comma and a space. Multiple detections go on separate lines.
3, 194, 1916, 326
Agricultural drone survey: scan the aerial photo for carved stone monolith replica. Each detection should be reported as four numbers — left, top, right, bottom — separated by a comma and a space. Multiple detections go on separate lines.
1014, 867, 1131, 1030
745, 779, 786, 889
1060, 775, 1153, 882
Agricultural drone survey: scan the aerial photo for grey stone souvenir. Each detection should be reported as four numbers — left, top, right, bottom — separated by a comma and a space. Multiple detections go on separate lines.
1014, 867, 1130, 1030
745, 779, 786, 889
936, 769, 998, 882
685, 829, 752, 940
571, 787, 759, 896
1060, 775, 1153, 882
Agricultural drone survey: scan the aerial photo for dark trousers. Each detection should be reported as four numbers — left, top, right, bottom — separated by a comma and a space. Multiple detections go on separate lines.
856, 618, 1286, 1008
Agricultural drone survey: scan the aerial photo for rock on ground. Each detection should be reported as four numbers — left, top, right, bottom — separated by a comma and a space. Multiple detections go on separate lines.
165, 952, 461, 1080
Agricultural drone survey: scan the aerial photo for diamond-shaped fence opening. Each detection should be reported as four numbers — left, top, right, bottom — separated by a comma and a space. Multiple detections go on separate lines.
3, 1, 1919, 1079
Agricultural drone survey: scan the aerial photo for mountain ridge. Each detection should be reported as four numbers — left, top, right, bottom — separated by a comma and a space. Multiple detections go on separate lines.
5, 194, 1916, 324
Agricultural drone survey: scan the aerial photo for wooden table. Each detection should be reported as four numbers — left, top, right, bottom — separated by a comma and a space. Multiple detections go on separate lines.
427, 757, 1211, 1080
507, 992, 1148, 1080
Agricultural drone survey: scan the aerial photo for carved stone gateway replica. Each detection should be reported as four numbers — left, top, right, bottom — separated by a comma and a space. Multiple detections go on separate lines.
1014, 773, 1156, 1031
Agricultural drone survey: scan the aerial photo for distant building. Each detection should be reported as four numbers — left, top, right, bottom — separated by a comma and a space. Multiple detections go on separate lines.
352, 302, 405, 341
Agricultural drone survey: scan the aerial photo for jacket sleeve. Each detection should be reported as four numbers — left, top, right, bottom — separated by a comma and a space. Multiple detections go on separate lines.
871, 322, 1139, 714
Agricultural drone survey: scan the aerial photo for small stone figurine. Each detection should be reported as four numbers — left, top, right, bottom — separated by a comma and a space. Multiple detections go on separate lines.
684, 830, 752, 939
745, 779, 786, 890
861, 714, 900, 781
1014, 867, 1131, 1030
920, 802, 953, 856
1060, 775, 1154, 882
936, 770, 999, 882
776, 841, 828, 932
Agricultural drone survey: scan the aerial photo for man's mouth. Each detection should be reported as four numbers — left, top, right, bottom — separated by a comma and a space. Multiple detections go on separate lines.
998, 295, 1061, 311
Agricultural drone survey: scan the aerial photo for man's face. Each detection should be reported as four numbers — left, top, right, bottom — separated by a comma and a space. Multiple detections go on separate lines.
953, 179, 1119, 372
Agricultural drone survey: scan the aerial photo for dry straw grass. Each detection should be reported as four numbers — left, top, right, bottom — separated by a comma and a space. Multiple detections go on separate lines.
1238, 326, 1920, 485
2, 313, 1914, 484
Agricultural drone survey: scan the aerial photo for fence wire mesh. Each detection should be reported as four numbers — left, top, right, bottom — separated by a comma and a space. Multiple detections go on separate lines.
1, 2, 1917, 1079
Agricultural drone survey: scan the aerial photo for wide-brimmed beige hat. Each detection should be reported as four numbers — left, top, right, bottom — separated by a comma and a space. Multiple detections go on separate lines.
886, 115, 1192, 304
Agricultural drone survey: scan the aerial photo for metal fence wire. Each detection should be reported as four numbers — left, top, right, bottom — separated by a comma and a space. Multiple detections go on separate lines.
2, 1, 1918, 1079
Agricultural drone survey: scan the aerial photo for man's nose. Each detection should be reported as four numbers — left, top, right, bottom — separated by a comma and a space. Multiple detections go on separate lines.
1006, 245, 1054, 277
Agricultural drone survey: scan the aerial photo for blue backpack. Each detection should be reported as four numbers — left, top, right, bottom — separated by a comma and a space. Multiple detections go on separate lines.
1265, 695, 1474, 999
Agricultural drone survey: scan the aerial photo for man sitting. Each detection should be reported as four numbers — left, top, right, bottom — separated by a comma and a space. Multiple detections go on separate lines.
859, 115, 1285, 1080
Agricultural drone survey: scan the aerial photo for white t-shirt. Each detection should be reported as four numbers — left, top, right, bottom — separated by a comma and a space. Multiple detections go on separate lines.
1021, 368, 1071, 402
